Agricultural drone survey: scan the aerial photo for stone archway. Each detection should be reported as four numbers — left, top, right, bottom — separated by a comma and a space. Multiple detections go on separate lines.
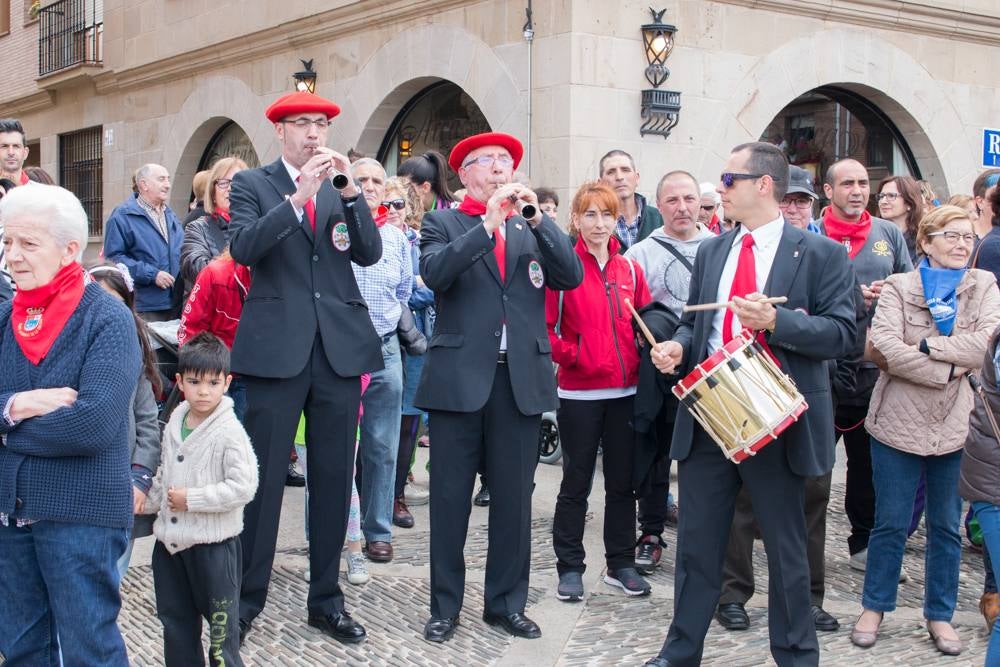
162, 75, 275, 213
327, 23, 525, 169
702, 28, 971, 197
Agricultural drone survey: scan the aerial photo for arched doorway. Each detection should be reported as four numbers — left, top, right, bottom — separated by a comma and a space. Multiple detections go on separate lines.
198, 121, 260, 172
761, 86, 920, 200
376, 81, 490, 187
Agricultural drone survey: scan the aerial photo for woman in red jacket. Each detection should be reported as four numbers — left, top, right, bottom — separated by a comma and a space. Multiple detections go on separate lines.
177, 249, 250, 420
545, 181, 652, 602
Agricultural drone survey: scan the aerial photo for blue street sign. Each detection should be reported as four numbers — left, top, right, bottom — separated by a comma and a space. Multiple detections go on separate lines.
985, 128, 1000, 168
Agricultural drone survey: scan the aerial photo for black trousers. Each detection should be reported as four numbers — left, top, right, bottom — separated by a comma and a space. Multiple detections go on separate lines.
660, 431, 818, 667
720, 472, 832, 607
838, 403, 874, 555
153, 538, 243, 667
552, 396, 637, 574
638, 409, 673, 539
427, 363, 540, 619
396, 414, 420, 497
239, 336, 360, 622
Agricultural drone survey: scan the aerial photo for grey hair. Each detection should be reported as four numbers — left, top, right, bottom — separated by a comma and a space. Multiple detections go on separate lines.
349, 158, 386, 178
134, 163, 165, 187
0, 184, 89, 260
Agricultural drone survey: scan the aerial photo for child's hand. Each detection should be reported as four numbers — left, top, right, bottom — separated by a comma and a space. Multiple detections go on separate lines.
133, 488, 147, 514
167, 487, 188, 512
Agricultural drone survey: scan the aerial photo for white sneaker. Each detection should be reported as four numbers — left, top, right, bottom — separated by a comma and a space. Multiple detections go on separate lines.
303, 568, 311, 582
849, 549, 868, 572
899, 566, 909, 583
405, 486, 429, 506
347, 551, 370, 585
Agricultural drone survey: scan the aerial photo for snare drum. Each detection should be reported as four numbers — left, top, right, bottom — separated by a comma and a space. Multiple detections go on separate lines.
672, 331, 807, 463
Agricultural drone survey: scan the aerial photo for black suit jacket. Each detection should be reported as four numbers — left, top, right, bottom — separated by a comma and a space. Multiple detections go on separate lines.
227, 158, 383, 379
671, 222, 857, 477
414, 210, 583, 415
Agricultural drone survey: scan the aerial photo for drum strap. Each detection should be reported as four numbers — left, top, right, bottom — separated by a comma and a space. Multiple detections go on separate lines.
651, 238, 694, 272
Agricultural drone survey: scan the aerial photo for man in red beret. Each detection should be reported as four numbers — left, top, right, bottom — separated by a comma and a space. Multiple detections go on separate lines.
228, 91, 383, 646
414, 132, 583, 642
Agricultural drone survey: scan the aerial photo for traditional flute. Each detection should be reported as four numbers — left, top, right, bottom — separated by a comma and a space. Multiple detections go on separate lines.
507, 193, 536, 219
683, 296, 788, 313
623, 298, 657, 347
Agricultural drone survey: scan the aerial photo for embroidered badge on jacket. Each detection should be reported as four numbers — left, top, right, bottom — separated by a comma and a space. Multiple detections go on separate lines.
332, 222, 351, 251
528, 260, 544, 288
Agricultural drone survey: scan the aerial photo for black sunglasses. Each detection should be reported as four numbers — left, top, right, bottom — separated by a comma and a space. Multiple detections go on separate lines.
381, 199, 406, 210
720, 172, 769, 188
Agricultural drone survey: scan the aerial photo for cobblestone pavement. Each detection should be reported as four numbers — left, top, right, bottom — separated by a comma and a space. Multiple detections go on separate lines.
118, 447, 991, 666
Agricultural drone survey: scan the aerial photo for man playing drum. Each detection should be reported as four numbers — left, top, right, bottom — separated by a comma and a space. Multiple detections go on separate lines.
643, 142, 857, 667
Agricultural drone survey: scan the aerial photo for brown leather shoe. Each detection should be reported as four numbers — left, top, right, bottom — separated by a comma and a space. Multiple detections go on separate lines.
981, 592, 1000, 632
364, 541, 393, 563
393, 497, 414, 529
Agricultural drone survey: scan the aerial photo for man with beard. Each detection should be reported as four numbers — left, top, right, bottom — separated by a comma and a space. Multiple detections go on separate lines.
626, 170, 714, 573
417, 132, 582, 643
818, 159, 911, 574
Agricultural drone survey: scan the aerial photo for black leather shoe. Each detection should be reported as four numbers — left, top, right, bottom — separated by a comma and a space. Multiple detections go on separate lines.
286, 463, 306, 487
307, 610, 367, 644
811, 605, 840, 632
473, 484, 491, 507
715, 602, 750, 630
239, 618, 252, 646
423, 616, 459, 643
482, 611, 541, 639
644, 658, 673, 667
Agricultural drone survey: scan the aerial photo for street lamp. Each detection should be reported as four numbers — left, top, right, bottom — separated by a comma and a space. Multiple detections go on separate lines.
292, 59, 317, 94
639, 9, 681, 139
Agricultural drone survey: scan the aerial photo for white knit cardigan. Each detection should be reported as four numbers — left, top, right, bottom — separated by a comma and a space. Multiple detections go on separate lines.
146, 396, 258, 554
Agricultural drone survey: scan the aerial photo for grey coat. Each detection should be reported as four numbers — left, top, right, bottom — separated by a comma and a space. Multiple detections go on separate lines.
129, 375, 161, 538
960, 327, 1000, 506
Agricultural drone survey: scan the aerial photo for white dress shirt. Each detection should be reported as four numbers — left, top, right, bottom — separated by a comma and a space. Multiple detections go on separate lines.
706, 215, 785, 354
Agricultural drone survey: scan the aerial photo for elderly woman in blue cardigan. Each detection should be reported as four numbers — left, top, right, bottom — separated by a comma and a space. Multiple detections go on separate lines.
0, 184, 140, 666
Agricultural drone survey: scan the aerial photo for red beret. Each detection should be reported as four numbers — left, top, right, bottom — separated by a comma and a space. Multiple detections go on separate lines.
448, 132, 523, 172
265, 91, 341, 123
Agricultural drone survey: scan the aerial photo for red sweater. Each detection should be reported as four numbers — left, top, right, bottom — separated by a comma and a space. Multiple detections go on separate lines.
177, 257, 250, 349
545, 236, 651, 390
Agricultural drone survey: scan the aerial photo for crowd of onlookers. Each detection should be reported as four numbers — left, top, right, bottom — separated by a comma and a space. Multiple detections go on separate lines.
5, 102, 1000, 665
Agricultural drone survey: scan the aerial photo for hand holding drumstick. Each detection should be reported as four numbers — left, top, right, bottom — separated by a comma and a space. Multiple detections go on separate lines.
624, 298, 683, 375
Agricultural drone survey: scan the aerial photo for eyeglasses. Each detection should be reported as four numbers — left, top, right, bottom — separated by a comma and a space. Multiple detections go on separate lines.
281, 118, 330, 130
381, 198, 406, 211
876, 192, 900, 202
215, 179, 232, 190
720, 172, 779, 188
700, 204, 717, 212
461, 155, 515, 170
927, 230, 976, 244
779, 198, 813, 209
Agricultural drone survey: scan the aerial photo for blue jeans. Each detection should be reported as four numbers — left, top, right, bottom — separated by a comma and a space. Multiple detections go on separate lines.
228, 376, 248, 424
116, 537, 135, 581
973, 502, 1000, 666
357, 335, 403, 543
862, 438, 962, 620
0, 520, 129, 666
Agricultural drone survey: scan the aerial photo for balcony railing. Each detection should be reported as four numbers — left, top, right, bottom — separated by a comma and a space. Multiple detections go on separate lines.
38, 0, 103, 77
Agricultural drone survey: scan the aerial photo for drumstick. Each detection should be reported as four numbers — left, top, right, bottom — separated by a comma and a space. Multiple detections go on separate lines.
623, 298, 657, 346
683, 296, 787, 313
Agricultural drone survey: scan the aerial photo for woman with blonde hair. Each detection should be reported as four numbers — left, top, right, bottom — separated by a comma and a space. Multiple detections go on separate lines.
851, 205, 1000, 655
180, 157, 247, 285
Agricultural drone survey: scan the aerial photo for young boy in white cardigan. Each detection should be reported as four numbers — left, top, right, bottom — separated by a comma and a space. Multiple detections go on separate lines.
142, 332, 258, 666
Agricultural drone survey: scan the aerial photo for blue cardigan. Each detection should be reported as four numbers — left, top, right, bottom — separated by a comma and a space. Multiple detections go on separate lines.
0, 283, 141, 529
103, 193, 184, 313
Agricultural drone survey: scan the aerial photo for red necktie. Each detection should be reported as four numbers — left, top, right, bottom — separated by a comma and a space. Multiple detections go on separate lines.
723, 234, 756, 344
296, 176, 316, 231
494, 225, 506, 282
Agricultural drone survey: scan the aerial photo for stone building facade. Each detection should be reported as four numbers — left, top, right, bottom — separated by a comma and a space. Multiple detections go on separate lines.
0, 0, 997, 242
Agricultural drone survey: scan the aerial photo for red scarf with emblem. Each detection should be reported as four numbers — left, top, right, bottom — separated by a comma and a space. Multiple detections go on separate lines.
822, 208, 872, 259
11, 262, 87, 365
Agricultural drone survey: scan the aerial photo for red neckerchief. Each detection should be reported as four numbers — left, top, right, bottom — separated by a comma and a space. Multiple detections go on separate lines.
374, 204, 389, 228
18, 171, 29, 185
822, 208, 872, 259
708, 213, 721, 235
11, 262, 87, 365
215, 208, 230, 223
457, 195, 516, 220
